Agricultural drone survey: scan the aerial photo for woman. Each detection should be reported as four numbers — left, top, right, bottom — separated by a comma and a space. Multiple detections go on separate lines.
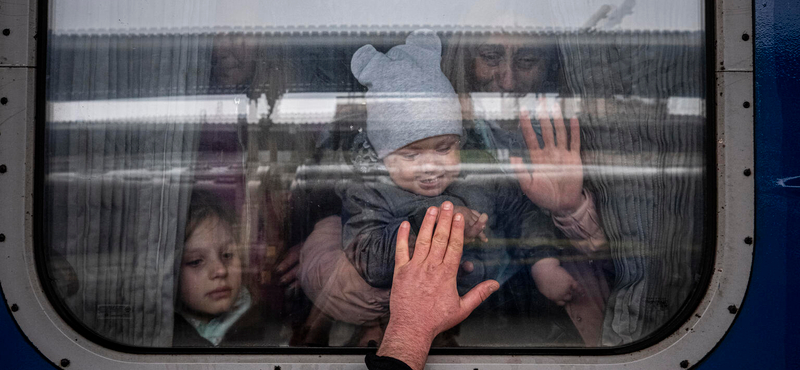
441, 30, 613, 346
294, 30, 610, 347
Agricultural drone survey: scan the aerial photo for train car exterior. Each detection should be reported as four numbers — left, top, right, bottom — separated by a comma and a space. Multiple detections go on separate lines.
0, 0, 796, 368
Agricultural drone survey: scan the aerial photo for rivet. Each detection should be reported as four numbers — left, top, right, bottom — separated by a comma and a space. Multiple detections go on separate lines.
1, 29, 9, 36
680, 360, 690, 368
0, 97, 8, 105
743, 101, 751, 108
0, 234, 5, 242
741, 33, 750, 41
0, 165, 6, 173
728, 305, 738, 314
743, 168, 752, 176
744, 236, 753, 245
10, 304, 19, 312
60, 358, 70, 367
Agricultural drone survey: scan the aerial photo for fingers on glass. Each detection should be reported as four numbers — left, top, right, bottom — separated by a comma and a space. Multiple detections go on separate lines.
460, 280, 500, 315
413, 206, 438, 261
519, 110, 541, 152
429, 202, 454, 262
395, 221, 411, 266
539, 112, 555, 149
554, 116, 568, 149
569, 117, 581, 152
443, 211, 465, 268
532, 98, 574, 149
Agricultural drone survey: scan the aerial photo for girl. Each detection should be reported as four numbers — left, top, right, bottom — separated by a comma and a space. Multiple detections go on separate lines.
173, 190, 267, 347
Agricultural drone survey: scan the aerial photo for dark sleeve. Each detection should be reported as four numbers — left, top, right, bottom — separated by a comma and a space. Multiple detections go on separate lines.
365, 353, 414, 370
338, 183, 415, 288
494, 180, 561, 263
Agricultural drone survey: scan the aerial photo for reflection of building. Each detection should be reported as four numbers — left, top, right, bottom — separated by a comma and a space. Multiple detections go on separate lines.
47, 27, 706, 168
47, 28, 704, 97
45, 27, 709, 347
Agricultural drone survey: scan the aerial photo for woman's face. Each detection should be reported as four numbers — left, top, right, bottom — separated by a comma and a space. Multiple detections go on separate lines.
472, 35, 547, 93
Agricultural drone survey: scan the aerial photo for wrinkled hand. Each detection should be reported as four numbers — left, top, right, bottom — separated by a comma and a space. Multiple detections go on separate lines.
453, 205, 489, 243
531, 258, 580, 306
274, 243, 301, 290
510, 100, 584, 216
377, 202, 500, 370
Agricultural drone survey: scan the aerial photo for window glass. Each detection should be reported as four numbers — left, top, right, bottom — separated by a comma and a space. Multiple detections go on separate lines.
42, 0, 708, 349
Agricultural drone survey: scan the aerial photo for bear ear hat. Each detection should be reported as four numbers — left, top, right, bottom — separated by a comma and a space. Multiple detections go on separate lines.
351, 29, 441, 87
403, 29, 442, 55
351, 44, 387, 87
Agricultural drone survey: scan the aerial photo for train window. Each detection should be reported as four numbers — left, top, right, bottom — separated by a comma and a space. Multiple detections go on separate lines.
40, 0, 709, 351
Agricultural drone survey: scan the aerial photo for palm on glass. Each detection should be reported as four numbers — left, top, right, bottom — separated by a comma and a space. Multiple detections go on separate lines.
510, 101, 584, 216
376, 203, 499, 370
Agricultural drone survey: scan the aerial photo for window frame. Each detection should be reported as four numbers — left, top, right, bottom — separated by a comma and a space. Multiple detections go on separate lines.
0, 0, 753, 367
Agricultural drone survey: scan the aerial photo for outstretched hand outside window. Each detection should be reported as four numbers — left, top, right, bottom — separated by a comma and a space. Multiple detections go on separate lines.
375, 201, 500, 370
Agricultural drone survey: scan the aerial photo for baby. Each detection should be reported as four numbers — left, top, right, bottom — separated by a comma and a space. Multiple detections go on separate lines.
173, 190, 266, 347
338, 30, 577, 304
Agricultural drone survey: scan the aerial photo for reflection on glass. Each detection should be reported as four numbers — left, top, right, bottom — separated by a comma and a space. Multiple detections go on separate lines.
43, 0, 707, 349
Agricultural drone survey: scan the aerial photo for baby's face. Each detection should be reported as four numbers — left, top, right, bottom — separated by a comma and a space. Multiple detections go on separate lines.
179, 216, 242, 321
383, 135, 461, 197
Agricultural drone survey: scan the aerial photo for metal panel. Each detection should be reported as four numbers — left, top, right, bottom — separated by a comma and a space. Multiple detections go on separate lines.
698, 0, 797, 367
0, 0, 36, 67
716, 0, 753, 71
0, 67, 53, 369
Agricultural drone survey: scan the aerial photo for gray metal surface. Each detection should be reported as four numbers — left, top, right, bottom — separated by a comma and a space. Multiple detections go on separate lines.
0, 0, 36, 66
717, 0, 753, 72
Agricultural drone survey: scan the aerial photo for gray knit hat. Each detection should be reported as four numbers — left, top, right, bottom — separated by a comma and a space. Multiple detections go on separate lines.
351, 29, 463, 159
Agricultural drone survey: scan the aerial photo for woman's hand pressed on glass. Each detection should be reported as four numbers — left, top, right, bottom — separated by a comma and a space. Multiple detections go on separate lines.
510, 99, 585, 216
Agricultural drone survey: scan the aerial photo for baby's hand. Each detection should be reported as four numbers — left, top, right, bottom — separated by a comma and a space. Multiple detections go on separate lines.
530, 258, 580, 306
458, 260, 475, 277
453, 206, 489, 242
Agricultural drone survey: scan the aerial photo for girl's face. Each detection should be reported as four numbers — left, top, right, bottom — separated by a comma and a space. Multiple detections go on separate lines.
383, 135, 461, 197
472, 35, 547, 93
179, 216, 242, 321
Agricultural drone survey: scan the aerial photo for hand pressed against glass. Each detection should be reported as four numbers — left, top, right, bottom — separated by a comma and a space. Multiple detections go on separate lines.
179, 216, 242, 322
377, 202, 499, 370
510, 100, 585, 216
383, 135, 461, 197
531, 257, 581, 306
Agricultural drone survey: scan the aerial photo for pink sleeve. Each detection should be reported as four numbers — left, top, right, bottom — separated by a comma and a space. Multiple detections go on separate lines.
552, 191, 608, 255
298, 216, 390, 325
